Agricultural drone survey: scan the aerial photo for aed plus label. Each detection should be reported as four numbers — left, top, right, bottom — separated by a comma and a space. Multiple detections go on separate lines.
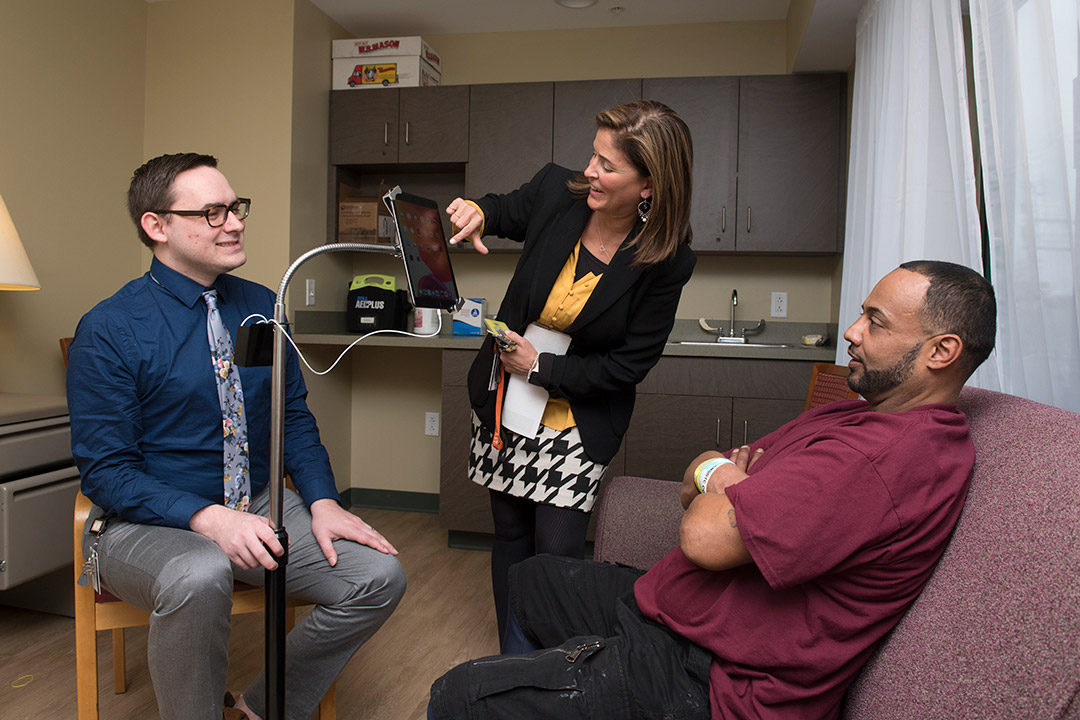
354, 296, 386, 310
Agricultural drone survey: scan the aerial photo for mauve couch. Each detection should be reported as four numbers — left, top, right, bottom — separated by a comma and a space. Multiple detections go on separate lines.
592, 387, 1080, 719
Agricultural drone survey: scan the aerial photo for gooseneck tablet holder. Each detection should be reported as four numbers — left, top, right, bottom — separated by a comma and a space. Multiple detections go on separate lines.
262, 184, 463, 719
265, 241, 401, 720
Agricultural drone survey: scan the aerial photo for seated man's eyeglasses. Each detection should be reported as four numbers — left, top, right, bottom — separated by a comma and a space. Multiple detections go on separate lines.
151, 198, 251, 228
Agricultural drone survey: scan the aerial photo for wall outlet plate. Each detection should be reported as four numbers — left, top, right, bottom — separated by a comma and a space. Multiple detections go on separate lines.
425, 412, 440, 437
771, 292, 788, 318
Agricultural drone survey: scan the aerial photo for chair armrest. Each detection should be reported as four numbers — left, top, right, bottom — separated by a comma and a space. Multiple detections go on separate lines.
593, 475, 683, 570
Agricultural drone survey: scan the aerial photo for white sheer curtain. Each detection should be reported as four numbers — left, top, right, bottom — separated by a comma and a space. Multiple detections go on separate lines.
968, 0, 1080, 412
837, 0, 997, 390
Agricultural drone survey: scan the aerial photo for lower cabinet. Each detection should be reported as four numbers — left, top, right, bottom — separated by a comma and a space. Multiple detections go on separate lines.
438, 350, 814, 534
439, 351, 490, 534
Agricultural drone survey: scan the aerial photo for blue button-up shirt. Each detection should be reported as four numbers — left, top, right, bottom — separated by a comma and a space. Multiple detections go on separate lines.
67, 257, 339, 528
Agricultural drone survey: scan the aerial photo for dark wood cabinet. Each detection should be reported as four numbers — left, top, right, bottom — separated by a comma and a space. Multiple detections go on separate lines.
438, 351, 491, 533
643, 77, 739, 252
623, 394, 733, 482
328, 74, 845, 255
625, 355, 813, 480
465, 82, 554, 251
736, 74, 845, 253
731, 398, 806, 446
552, 79, 642, 170
399, 86, 470, 164
467, 83, 554, 197
329, 86, 469, 166
330, 90, 400, 164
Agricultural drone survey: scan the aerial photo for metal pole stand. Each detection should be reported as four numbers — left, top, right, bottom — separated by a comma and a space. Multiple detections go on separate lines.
264, 243, 402, 719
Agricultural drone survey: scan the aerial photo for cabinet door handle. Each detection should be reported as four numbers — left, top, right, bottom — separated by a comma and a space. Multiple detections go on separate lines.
743, 420, 748, 446
716, 418, 721, 447
405, 121, 411, 146
721, 206, 726, 234
383, 122, 389, 147
746, 206, 752, 233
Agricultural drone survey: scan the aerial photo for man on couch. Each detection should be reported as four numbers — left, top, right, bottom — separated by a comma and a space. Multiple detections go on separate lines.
429, 260, 997, 720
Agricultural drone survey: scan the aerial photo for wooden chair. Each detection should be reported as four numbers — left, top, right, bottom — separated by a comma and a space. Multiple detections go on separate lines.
65, 334, 336, 720
804, 362, 860, 411
73, 499, 338, 719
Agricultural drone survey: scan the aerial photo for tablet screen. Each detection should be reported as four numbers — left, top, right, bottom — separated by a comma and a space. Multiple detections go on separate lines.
388, 192, 460, 310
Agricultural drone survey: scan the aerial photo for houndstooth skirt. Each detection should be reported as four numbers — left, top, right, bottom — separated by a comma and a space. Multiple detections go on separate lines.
468, 412, 608, 512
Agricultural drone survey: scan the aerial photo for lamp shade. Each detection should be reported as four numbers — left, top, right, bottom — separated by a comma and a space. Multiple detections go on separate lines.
0, 194, 40, 291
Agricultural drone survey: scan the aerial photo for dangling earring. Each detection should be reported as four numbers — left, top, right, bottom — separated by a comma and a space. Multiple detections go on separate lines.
637, 198, 652, 223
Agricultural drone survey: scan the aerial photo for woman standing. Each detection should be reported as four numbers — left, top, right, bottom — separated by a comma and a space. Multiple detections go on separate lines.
445, 100, 695, 644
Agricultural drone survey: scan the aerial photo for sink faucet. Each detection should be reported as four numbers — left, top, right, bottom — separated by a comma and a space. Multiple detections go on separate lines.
729, 289, 738, 337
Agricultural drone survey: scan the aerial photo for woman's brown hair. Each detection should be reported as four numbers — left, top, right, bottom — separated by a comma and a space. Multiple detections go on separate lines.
567, 100, 693, 266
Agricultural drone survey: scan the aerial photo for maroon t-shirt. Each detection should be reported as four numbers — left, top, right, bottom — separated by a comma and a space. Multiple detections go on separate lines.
634, 400, 974, 720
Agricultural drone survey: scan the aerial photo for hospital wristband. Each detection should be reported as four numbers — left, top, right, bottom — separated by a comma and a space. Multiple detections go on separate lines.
694, 457, 735, 494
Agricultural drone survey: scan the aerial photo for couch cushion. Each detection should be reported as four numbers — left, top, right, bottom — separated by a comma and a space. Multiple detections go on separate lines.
593, 475, 682, 570
842, 387, 1080, 719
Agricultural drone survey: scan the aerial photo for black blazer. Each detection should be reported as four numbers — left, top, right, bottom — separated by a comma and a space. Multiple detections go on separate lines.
467, 164, 696, 464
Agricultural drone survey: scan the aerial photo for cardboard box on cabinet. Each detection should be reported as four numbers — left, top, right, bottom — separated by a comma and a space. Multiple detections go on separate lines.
331, 36, 442, 90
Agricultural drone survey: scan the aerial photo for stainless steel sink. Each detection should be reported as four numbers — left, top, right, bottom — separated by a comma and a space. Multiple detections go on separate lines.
670, 341, 805, 349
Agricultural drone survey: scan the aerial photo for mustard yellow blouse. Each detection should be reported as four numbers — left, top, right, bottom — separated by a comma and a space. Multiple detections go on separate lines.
537, 240, 602, 430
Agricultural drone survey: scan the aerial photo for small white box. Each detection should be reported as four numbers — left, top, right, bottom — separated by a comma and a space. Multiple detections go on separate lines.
453, 298, 486, 336
332, 36, 442, 73
332, 56, 441, 90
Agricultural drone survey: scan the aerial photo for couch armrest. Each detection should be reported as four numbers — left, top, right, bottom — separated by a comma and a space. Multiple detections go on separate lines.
593, 475, 683, 570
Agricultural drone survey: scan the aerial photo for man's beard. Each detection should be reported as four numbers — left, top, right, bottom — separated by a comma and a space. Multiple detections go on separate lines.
847, 342, 923, 397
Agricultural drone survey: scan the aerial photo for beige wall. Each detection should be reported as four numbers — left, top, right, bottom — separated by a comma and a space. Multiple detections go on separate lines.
288, 0, 355, 486
432, 22, 787, 85
144, 0, 297, 287
0, 0, 147, 397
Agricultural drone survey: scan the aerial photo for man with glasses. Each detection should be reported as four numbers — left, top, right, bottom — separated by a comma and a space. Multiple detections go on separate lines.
67, 153, 406, 720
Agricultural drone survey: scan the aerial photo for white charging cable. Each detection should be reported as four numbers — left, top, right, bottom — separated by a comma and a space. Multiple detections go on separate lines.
241, 312, 443, 377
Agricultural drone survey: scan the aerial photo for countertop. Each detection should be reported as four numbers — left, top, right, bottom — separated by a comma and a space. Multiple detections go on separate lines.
0, 393, 69, 426
292, 312, 839, 362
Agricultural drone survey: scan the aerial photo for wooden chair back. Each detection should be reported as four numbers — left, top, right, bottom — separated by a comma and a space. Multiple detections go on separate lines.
804, 363, 860, 411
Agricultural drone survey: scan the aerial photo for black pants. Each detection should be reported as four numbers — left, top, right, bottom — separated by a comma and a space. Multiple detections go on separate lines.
429, 555, 712, 720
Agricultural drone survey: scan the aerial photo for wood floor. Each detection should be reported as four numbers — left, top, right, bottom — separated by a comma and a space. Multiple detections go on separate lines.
0, 508, 500, 720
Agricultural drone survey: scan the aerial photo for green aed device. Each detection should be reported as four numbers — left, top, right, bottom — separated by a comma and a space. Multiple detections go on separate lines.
349, 274, 396, 292
346, 274, 406, 332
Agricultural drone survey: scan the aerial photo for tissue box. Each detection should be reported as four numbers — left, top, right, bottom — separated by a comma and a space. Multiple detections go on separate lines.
452, 298, 486, 336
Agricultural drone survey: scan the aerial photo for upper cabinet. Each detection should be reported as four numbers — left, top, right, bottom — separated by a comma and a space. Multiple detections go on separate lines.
330, 86, 469, 165
644, 77, 739, 252
645, 74, 844, 254
736, 74, 845, 253
466, 83, 553, 198
465, 82, 554, 252
327, 74, 846, 254
552, 79, 642, 170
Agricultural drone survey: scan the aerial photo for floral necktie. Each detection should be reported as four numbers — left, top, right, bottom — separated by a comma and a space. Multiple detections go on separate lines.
203, 289, 250, 511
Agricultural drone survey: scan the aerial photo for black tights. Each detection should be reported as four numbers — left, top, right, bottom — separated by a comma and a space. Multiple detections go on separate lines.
489, 490, 591, 648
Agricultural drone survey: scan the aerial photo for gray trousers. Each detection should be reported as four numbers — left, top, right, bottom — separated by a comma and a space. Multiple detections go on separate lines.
86, 488, 406, 720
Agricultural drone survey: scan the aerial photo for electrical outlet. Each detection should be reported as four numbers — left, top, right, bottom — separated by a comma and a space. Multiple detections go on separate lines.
424, 412, 440, 437
305, 279, 316, 307
771, 292, 788, 318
